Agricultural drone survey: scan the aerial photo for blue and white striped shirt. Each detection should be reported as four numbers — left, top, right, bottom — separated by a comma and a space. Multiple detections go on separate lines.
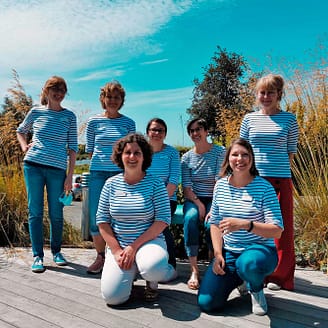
209, 175, 284, 252
240, 110, 298, 178
96, 173, 171, 248
86, 114, 136, 172
146, 144, 181, 201
181, 144, 226, 197
17, 107, 78, 170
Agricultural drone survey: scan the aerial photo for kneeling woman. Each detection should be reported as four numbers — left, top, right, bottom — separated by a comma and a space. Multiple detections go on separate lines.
198, 138, 283, 315
97, 133, 176, 305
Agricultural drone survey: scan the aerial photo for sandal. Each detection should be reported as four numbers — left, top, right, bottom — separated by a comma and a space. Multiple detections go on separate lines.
144, 286, 159, 302
187, 272, 199, 290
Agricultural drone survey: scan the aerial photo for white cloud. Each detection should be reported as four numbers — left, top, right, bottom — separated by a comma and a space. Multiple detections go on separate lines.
0, 0, 193, 71
74, 67, 126, 82
125, 86, 193, 109
140, 59, 169, 65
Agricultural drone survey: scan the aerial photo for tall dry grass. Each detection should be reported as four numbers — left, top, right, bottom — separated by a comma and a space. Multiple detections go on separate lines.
0, 71, 82, 247
284, 59, 328, 271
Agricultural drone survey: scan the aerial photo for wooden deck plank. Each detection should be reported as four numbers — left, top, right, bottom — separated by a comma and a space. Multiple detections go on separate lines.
0, 247, 327, 328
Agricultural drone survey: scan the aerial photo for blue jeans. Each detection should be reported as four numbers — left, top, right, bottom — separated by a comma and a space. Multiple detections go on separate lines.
183, 197, 212, 257
163, 201, 177, 268
23, 162, 66, 258
89, 170, 121, 236
198, 244, 278, 313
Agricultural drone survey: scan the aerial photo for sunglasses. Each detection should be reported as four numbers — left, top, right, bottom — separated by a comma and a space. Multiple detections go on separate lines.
50, 86, 67, 94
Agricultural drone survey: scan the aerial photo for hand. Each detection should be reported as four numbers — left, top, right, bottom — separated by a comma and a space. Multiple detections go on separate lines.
116, 245, 136, 270
23, 142, 34, 152
212, 255, 225, 275
204, 211, 211, 223
197, 202, 206, 221
64, 176, 73, 192
219, 217, 244, 234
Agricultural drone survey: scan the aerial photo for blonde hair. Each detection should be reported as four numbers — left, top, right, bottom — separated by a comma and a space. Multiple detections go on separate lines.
40, 76, 67, 105
255, 74, 285, 101
99, 81, 125, 110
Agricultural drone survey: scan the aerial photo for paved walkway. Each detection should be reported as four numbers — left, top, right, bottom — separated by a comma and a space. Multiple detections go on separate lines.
0, 247, 327, 328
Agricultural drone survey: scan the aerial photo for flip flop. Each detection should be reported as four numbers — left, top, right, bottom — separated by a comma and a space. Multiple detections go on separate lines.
187, 272, 199, 290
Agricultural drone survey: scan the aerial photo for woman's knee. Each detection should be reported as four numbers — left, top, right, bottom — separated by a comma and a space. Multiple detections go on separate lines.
101, 287, 130, 306
198, 293, 224, 313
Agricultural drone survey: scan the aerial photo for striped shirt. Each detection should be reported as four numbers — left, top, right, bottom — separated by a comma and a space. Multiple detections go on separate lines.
181, 144, 226, 197
240, 110, 298, 177
146, 144, 181, 201
86, 114, 136, 172
96, 173, 171, 248
16, 107, 78, 170
209, 175, 284, 252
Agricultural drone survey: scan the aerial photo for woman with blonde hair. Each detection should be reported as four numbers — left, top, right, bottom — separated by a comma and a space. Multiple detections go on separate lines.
240, 74, 299, 291
17, 76, 78, 273
86, 81, 135, 274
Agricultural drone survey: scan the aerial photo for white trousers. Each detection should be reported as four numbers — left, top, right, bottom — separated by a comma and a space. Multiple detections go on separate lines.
101, 237, 176, 305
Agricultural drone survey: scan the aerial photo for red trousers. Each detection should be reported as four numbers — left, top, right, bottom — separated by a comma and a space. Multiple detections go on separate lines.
265, 177, 295, 290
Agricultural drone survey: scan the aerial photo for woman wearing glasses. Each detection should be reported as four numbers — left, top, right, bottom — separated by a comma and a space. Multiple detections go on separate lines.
17, 76, 78, 273
146, 118, 181, 280
86, 81, 136, 274
181, 118, 225, 290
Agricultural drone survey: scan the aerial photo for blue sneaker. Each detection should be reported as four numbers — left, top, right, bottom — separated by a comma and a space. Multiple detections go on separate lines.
53, 252, 68, 266
31, 256, 45, 273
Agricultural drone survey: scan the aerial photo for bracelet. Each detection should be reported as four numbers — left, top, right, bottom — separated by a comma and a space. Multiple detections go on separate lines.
247, 220, 254, 232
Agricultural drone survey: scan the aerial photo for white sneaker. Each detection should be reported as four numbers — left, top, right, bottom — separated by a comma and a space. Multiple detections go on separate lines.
267, 282, 281, 291
251, 290, 268, 315
237, 281, 248, 296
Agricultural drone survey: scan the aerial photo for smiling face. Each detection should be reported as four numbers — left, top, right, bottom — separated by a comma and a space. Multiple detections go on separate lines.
188, 122, 207, 143
147, 121, 166, 144
257, 88, 280, 111
122, 142, 144, 172
229, 144, 253, 174
46, 84, 66, 104
104, 89, 123, 112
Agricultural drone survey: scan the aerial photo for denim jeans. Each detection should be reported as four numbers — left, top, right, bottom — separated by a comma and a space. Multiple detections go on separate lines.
89, 170, 121, 236
198, 244, 278, 313
183, 198, 212, 257
23, 162, 66, 258
162, 200, 177, 268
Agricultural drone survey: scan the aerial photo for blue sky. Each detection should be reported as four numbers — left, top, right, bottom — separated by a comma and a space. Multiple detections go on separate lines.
0, 0, 327, 147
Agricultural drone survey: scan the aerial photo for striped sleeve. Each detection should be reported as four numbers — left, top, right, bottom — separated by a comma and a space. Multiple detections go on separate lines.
96, 173, 170, 248
210, 176, 283, 252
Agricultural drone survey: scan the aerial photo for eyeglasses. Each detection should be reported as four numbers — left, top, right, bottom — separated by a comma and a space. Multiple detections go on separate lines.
49, 86, 66, 94
148, 128, 165, 134
105, 95, 122, 101
189, 126, 203, 134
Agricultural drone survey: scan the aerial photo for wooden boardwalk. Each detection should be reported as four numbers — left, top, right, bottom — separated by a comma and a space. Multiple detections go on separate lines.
0, 247, 327, 328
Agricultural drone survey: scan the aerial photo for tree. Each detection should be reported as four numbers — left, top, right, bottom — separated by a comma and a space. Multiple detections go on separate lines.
187, 46, 256, 145
0, 70, 33, 166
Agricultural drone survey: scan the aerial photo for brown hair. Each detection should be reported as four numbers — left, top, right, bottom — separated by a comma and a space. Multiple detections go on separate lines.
111, 133, 153, 172
186, 118, 208, 134
99, 81, 125, 110
219, 138, 259, 177
255, 73, 285, 101
40, 76, 67, 105
146, 117, 167, 135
